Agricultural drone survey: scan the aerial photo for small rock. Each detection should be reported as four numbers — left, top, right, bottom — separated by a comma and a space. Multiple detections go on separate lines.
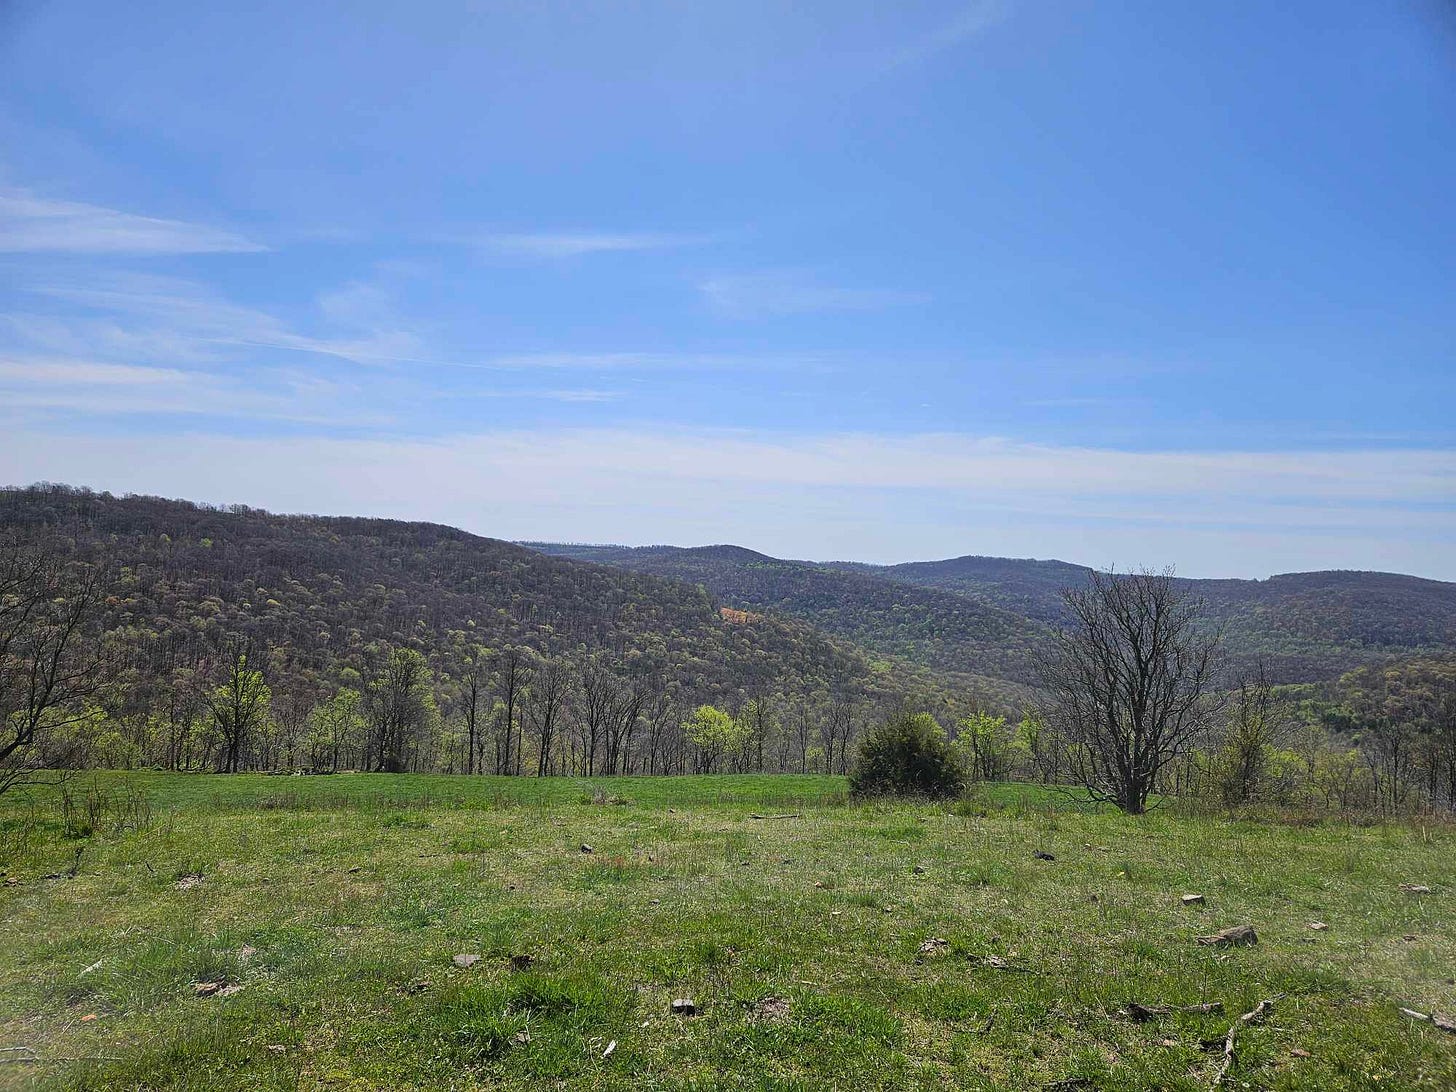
912, 865, 927, 875
1181, 894, 1206, 906
453, 953, 482, 968
1404, 934, 1418, 942
580, 844, 594, 854
1033, 851, 1056, 861
1196, 925, 1258, 947
1399, 883, 1432, 894
513, 1030, 532, 1044
671, 998, 697, 1016
813, 881, 826, 889
1291, 1048, 1311, 1058
649, 898, 661, 906
1308, 922, 1328, 931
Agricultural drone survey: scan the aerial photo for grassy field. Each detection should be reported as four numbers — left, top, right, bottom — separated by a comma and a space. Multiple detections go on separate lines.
0, 773, 1453, 1091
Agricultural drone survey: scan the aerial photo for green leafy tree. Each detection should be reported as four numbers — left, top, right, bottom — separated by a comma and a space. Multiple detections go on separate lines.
954, 711, 1012, 781
850, 710, 965, 799
308, 688, 365, 771
683, 704, 748, 773
204, 646, 271, 773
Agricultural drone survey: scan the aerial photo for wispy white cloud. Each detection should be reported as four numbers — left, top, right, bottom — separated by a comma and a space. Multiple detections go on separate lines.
701, 270, 929, 319
478, 351, 805, 372
0, 189, 264, 254
24, 271, 422, 366
0, 356, 193, 387
0, 352, 365, 424
481, 231, 703, 258
881, 1, 1009, 73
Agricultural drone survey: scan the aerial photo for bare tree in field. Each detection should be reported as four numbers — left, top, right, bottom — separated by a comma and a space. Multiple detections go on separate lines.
0, 542, 104, 794
460, 649, 487, 775
1037, 569, 1223, 815
526, 657, 567, 776
491, 646, 532, 775
573, 656, 619, 776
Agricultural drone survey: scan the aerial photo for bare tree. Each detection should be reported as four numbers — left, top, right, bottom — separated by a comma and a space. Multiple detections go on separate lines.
641, 688, 678, 775
573, 656, 619, 776
460, 649, 487, 775
602, 674, 650, 776
0, 542, 104, 794
491, 646, 532, 775
526, 657, 567, 776
1037, 569, 1223, 814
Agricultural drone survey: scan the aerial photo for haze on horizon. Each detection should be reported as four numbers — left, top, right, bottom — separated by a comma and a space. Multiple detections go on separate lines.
1, 2, 1453, 580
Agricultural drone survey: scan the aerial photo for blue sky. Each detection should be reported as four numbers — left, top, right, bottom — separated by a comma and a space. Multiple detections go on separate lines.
1, 1, 1453, 577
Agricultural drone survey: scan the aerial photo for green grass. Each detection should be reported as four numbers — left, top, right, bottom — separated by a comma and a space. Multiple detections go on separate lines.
1, 773, 1453, 1090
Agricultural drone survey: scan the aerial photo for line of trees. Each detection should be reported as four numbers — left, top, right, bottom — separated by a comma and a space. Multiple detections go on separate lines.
4, 535, 1454, 819
0, 543, 885, 782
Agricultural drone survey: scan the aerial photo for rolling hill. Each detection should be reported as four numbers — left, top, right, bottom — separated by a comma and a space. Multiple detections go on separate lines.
527, 543, 1050, 685
532, 545, 1456, 685
0, 485, 1021, 719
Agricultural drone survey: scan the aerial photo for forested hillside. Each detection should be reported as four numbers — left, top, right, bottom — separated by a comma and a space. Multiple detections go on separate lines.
541, 544, 1456, 686
1, 485, 1001, 777
859, 556, 1456, 682
528, 542, 1049, 685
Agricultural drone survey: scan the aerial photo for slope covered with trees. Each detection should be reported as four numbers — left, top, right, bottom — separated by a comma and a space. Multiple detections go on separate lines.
835, 555, 1456, 683
526, 543, 1050, 685
0, 486, 996, 778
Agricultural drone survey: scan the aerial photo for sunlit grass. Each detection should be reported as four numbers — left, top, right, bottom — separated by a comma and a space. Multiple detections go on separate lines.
0, 773, 1452, 1090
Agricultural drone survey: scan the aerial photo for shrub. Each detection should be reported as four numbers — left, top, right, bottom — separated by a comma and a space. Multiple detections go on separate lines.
849, 711, 966, 799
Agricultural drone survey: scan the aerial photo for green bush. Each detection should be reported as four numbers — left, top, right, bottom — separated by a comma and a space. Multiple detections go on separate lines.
849, 711, 966, 800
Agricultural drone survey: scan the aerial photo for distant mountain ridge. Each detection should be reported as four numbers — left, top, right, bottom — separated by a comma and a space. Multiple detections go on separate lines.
523, 542, 1052, 685
527, 543, 1456, 684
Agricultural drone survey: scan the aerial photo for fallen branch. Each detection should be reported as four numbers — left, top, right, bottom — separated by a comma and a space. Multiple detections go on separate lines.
1213, 998, 1276, 1087
1399, 1007, 1456, 1034
748, 813, 801, 820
